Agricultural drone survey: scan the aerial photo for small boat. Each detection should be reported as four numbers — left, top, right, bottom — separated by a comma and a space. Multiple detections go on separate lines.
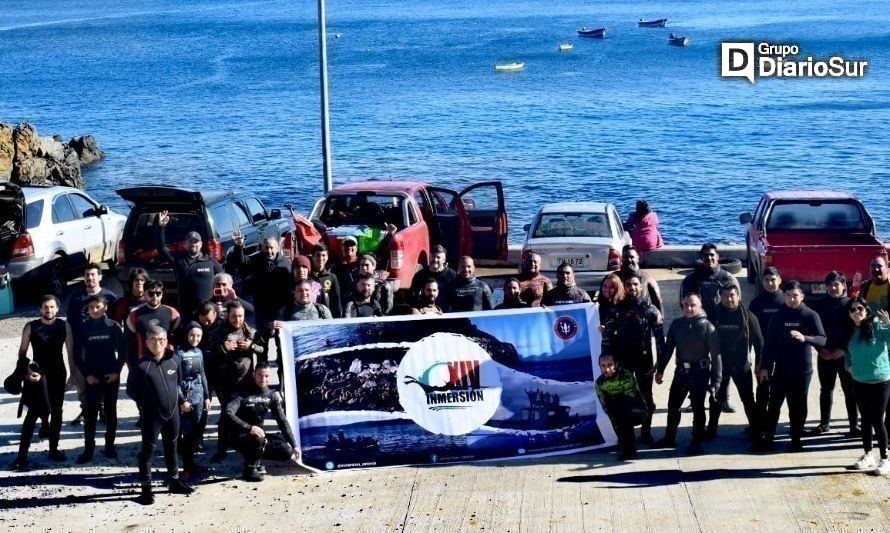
558, 43, 573, 51
638, 18, 668, 28
577, 27, 607, 39
494, 60, 525, 72
668, 33, 690, 46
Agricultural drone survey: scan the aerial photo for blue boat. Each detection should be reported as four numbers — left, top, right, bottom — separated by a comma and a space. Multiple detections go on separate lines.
638, 18, 667, 28
577, 27, 607, 38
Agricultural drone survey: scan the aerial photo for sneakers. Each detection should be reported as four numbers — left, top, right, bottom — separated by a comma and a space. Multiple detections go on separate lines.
852, 453, 877, 471
48, 449, 67, 462
876, 458, 890, 476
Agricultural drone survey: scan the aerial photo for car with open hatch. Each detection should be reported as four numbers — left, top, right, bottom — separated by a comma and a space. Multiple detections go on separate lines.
1, 182, 126, 295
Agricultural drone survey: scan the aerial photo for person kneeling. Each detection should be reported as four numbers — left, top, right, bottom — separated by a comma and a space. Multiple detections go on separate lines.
224, 364, 300, 481
595, 354, 648, 460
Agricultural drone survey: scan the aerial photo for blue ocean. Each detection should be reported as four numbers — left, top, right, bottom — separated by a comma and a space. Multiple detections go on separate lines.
2, 0, 888, 244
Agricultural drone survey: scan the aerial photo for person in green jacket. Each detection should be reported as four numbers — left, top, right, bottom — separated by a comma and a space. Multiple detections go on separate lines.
595, 353, 647, 460
845, 296, 890, 476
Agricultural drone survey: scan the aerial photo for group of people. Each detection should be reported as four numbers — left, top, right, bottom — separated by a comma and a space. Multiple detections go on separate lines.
7, 204, 889, 505
595, 244, 890, 477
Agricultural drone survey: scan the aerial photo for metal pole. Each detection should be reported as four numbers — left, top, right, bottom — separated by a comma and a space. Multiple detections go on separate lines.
317, 0, 333, 193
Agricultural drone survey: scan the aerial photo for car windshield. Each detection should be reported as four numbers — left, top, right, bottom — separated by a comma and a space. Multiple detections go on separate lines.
766, 202, 866, 231
533, 213, 611, 238
317, 194, 406, 229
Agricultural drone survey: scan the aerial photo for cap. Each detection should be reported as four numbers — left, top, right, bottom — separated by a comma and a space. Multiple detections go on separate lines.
294, 255, 311, 269
185, 231, 202, 242
342, 236, 358, 247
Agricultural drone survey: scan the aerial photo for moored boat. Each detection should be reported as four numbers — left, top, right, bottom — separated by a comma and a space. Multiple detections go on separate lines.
558, 43, 573, 51
638, 18, 668, 27
668, 33, 690, 46
495, 60, 525, 72
577, 27, 607, 38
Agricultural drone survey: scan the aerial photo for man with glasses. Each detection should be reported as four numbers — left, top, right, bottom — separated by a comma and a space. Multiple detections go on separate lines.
542, 263, 591, 306
129, 326, 195, 505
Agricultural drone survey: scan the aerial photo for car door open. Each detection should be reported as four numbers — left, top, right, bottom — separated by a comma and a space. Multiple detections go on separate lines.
459, 181, 508, 260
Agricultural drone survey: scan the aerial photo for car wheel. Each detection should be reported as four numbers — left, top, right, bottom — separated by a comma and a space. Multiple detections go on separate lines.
47, 257, 69, 297
720, 258, 743, 275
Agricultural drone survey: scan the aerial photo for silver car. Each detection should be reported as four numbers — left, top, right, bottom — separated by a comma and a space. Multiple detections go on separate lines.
1, 183, 126, 295
520, 202, 632, 290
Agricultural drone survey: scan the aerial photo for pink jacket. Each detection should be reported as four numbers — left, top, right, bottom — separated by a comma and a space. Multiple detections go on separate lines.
626, 211, 664, 252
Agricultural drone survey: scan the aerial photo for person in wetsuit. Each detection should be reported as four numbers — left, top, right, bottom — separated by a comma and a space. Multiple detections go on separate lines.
747, 266, 784, 438
176, 322, 211, 479
75, 295, 125, 463
758, 280, 826, 452
496, 278, 529, 310
447, 256, 494, 312
12, 295, 74, 469
707, 284, 762, 440
128, 326, 195, 505
158, 211, 223, 318
806, 271, 858, 437
618, 244, 663, 314
595, 353, 648, 460
542, 263, 591, 306
601, 273, 666, 444
224, 363, 300, 481
654, 293, 722, 455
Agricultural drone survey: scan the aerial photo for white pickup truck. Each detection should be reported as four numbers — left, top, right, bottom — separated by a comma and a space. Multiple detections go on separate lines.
1, 182, 126, 295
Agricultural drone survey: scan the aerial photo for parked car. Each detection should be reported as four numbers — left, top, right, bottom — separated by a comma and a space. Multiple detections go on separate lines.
114, 185, 295, 297
740, 190, 886, 295
0, 182, 126, 295
304, 181, 508, 290
520, 202, 631, 290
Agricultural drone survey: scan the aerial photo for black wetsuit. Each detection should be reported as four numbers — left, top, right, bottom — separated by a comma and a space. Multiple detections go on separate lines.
22, 319, 68, 453
236, 249, 292, 363
159, 225, 223, 318
657, 314, 722, 444
709, 304, 762, 434
541, 283, 591, 306
211, 323, 262, 455
410, 267, 457, 309
761, 304, 826, 447
344, 300, 383, 318
748, 289, 784, 431
129, 351, 185, 485
225, 384, 298, 466
812, 295, 857, 431
601, 295, 666, 438
447, 277, 494, 312
618, 267, 663, 313
680, 265, 737, 319
76, 317, 125, 452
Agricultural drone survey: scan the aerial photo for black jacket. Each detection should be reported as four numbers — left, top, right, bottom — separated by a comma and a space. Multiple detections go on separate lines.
225, 384, 297, 449
159, 225, 223, 316
128, 352, 184, 421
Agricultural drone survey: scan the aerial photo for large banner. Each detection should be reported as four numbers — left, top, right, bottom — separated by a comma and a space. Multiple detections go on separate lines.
280, 304, 616, 471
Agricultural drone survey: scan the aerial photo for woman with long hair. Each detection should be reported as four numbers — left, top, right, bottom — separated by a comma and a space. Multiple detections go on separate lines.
845, 296, 890, 475
596, 273, 626, 330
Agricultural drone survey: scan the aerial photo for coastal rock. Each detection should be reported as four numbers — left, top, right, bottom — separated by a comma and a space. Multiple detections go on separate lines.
0, 123, 12, 180
67, 135, 104, 166
2, 122, 100, 190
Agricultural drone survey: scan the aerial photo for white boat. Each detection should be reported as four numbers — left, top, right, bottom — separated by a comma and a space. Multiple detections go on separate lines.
494, 61, 525, 72
559, 43, 573, 51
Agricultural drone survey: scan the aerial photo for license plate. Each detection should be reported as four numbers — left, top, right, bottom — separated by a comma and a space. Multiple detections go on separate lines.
555, 256, 586, 268
810, 283, 826, 294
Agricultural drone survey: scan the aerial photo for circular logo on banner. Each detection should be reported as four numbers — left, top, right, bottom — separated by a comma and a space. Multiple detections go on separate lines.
553, 316, 579, 340
397, 332, 502, 436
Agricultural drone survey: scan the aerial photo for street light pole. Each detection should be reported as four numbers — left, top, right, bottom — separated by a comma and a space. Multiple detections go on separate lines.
317, 0, 333, 193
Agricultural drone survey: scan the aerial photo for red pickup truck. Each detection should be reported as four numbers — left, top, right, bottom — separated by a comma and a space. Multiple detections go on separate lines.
739, 191, 886, 295
302, 181, 508, 290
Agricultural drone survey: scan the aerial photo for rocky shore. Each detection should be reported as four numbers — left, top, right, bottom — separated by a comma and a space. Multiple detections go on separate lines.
0, 122, 104, 190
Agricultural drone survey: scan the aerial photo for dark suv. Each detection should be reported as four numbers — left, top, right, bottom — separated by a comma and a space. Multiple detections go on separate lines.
114, 186, 295, 293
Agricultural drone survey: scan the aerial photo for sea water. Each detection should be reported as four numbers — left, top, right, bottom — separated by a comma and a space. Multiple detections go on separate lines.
1, 0, 888, 244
